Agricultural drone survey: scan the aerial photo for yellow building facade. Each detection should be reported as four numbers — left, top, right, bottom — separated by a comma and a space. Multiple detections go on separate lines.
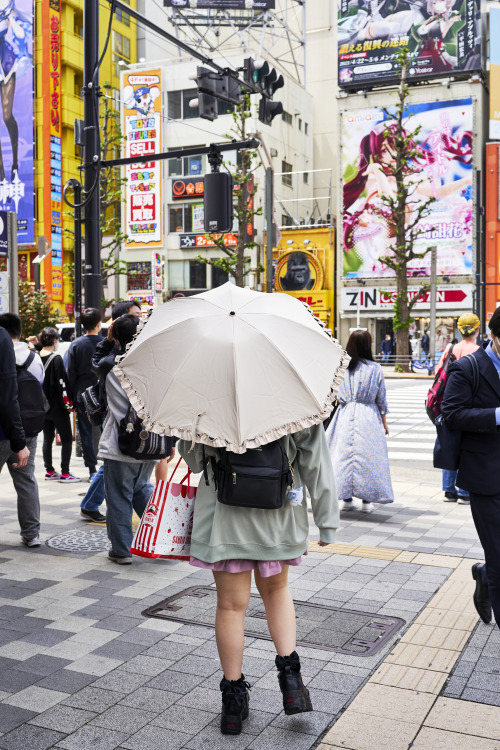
25, 0, 136, 314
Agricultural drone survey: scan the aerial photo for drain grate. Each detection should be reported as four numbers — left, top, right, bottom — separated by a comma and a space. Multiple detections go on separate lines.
46, 529, 109, 552
143, 586, 405, 656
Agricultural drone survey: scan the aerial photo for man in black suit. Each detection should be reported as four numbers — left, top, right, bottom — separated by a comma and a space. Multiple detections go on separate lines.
442, 307, 500, 627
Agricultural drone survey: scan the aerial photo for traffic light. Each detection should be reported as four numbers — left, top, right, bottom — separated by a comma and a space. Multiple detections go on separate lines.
194, 67, 241, 121
243, 58, 269, 89
259, 98, 283, 126
262, 68, 284, 99
204, 172, 234, 233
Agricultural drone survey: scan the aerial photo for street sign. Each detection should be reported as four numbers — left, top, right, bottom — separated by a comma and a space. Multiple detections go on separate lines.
0, 211, 8, 256
179, 233, 237, 249
341, 285, 473, 312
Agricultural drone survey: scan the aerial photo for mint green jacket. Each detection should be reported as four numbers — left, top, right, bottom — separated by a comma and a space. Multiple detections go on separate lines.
178, 424, 338, 563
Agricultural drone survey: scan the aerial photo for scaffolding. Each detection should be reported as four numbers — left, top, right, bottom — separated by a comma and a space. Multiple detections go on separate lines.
164, 0, 306, 86
274, 168, 333, 230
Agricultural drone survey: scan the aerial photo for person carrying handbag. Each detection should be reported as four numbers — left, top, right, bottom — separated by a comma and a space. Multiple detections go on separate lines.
441, 306, 500, 628
39, 327, 80, 483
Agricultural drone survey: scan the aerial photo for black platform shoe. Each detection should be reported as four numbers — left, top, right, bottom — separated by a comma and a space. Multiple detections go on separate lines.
275, 651, 313, 715
220, 675, 250, 735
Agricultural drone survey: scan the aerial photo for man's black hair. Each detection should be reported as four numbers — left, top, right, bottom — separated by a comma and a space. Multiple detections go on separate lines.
112, 314, 140, 350
81, 307, 101, 332
489, 306, 500, 338
0, 312, 22, 340
111, 300, 140, 320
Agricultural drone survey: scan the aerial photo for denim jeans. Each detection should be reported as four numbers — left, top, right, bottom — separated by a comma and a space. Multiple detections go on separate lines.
75, 403, 98, 474
381, 353, 390, 365
104, 459, 154, 558
470, 492, 500, 628
442, 469, 469, 498
80, 464, 105, 512
0, 437, 40, 540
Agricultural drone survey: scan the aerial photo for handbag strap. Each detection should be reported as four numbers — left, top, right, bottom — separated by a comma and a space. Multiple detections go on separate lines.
167, 456, 192, 487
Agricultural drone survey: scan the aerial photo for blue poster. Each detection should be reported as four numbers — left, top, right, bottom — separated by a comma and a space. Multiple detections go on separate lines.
0, 1, 33, 244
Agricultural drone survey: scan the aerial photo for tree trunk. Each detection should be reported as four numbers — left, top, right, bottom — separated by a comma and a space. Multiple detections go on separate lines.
395, 267, 410, 372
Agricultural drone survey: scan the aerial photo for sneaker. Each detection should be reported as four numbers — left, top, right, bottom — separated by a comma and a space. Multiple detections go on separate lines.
361, 502, 374, 513
21, 536, 41, 547
45, 471, 61, 480
108, 552, 133, 565
341, 499, 354, 511
457, 497, 470, 505
58, 473, 81, 483
80, 510, 106, 523
444, 492, 458, 502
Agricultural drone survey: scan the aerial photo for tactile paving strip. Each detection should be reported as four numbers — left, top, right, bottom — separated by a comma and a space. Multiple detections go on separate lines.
143, 585, 406, 656
46, 528, 110, 552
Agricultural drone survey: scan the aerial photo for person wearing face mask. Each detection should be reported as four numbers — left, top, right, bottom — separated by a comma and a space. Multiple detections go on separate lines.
39, 327, 80, 483
441, 306, 500, 627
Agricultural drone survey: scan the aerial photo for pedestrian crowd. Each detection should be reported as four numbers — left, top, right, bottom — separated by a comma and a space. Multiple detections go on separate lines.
1, 291, 499, 736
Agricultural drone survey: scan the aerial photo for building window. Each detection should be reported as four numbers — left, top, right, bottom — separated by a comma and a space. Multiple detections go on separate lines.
212, 263, 229, 288
113, 31, 130, 75
298, 118, 302, 131
169, 203, 193, 234
282, 110, 292, 125
281, 160, 293, 187
116, 0, 131, 25
190, 261, 207, 289
168, 149, 205, 177
281, 214, 293, 227
305, 122, 309, 135
74, 72, 83, 98
183, 89, 199, 119
303, 172, 309, 184
167, 91, 182, 120
127, 262, 151, 291
74, 9, 83, 37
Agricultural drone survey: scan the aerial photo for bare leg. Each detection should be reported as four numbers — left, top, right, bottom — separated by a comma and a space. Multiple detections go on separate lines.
1, 75, 18, 171
213, 569, 252, 681
254, 566, 297, 657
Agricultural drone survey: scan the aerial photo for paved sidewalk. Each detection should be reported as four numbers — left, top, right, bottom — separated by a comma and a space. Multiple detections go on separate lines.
0, 430, 497, 749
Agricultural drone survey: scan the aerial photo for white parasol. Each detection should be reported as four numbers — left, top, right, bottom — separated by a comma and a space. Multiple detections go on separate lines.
114, 283, 349, 453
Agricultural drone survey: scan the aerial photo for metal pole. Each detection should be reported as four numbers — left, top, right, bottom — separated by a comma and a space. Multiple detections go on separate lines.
7, 212, 18, 314
265, 167, 273, 293
429, 245, 437, 365
83, 0, 101, 310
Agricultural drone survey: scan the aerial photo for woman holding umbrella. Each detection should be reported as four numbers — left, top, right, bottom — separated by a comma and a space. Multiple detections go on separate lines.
114, 283, 347, 735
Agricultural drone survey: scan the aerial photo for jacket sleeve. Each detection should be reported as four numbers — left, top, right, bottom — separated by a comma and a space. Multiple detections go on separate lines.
375, 365, 389, 415
91, 339, 118, 381
294, 424, 339, 543
52, 355, 73, 404
66, 342, 78, 399
0, 328, 26, 451
441, 360, 498, 433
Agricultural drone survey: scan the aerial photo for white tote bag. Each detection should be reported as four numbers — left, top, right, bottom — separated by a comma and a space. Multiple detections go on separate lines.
131, 458, 196, 560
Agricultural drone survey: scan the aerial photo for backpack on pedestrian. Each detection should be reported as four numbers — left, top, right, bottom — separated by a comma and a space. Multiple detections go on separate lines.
426, 345, 456, 424
82, 382, 107, 427
16, 352, 45, 435
210, 439, 293, 510
118, 404, 174, 460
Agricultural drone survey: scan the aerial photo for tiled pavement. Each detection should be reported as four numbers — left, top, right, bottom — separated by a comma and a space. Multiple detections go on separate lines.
0, 379, 498, 749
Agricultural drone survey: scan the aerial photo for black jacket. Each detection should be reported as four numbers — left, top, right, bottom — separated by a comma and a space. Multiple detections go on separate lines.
91, 338, 120, 387
441, 346, 500, 496
0, 327, 26, 451
41, 352, 72, 416
66, 334, 104, 402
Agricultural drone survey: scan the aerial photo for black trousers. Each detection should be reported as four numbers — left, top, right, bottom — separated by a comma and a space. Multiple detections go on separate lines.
470, 492, 500, 628
42, 409, 73, 475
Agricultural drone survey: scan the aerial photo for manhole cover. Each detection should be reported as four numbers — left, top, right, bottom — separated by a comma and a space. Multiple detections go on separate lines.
46, 529, 109, 552
143, 586, 405, 656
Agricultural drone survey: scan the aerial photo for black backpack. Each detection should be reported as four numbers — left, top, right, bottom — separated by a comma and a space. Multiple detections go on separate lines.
211, 439, 293, 510
82, 383, 107, 427
118, 404, 174, 461
16, 352, 45, 435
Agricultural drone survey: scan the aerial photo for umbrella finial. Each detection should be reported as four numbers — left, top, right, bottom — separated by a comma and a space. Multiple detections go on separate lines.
230, 311, 236, 316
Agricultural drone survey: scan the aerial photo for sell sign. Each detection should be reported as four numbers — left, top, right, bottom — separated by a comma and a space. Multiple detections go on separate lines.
122, 70, 163, 247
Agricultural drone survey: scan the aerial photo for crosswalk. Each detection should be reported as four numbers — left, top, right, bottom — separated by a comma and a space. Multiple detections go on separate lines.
385, 381, 435, 463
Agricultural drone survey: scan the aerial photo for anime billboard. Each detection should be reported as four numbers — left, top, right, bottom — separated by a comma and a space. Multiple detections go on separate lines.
0, 1, 33, 244
342, 98, 474, 279
122, 70, 163, 248
164, 1, 274, 8
338, 0, 482, 88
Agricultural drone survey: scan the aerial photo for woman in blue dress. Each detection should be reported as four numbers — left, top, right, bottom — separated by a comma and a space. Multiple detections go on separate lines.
326, 329, 394, 512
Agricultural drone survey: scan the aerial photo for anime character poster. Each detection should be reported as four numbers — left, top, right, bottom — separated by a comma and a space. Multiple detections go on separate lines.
122, 70, 163, 248
0, 1, 33, 244
164, 1, 275, 8
342, 98, 474, 279
338, 0, 482, 88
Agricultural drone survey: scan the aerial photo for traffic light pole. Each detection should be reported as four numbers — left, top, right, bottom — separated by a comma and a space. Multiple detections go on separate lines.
265, 168, 274, 293
83, 0, 101, 310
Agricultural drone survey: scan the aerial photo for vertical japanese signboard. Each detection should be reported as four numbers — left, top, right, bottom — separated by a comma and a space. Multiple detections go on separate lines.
152, 251, 163, 294
122, 70, 163, 248
44, 0, 63, 300
338, 0, 483, 88
0, 1, 34, 244
342, 99, 474, 279
490, 7, 500, 140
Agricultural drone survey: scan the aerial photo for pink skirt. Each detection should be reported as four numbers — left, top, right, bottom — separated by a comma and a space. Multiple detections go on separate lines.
189, 555, 304, 578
